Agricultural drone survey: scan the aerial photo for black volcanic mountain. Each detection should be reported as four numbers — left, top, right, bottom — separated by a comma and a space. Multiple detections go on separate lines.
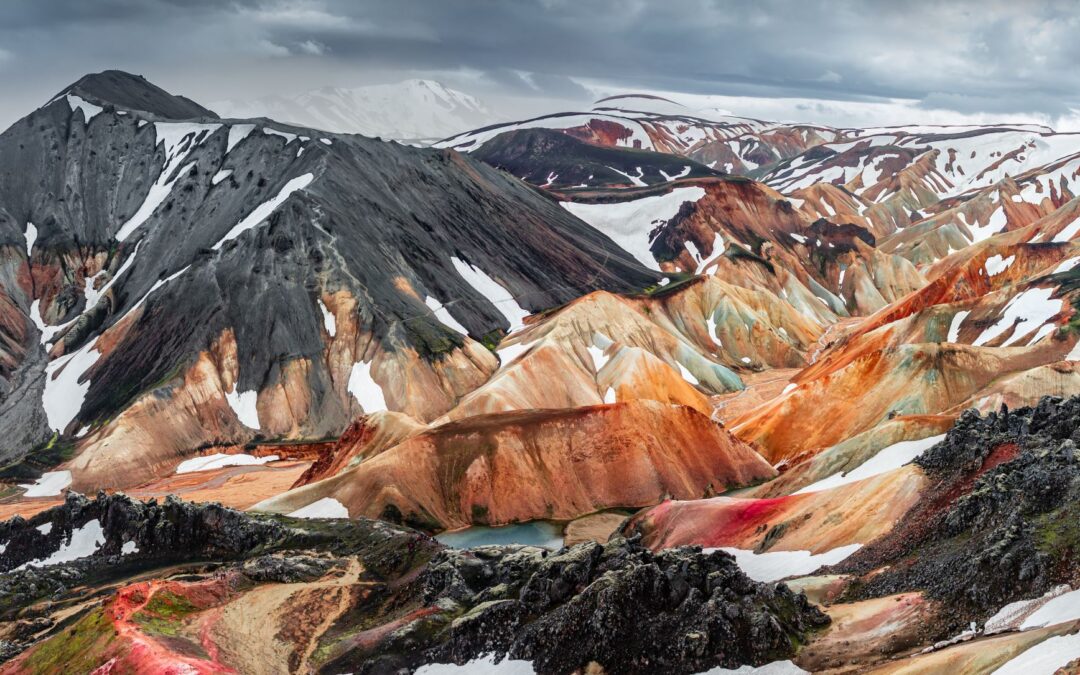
471, 127, 724, 190
63, 70, 216, 119
0, 71, 658, 480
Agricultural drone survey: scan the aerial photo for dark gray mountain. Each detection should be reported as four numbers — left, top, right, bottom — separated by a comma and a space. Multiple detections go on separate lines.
62, 70, 216, 120
470, 127, 725, 190
0, 71, 659, 475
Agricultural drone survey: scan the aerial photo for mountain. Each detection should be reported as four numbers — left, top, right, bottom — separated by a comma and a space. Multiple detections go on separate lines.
0, 70, 658, 491
3, 72, 1080, 674
437, 92, 844, 179
213, 78, 498, 144
469, 127, 726, 190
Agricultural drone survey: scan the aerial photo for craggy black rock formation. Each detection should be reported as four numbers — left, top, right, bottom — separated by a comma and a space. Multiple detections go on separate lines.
837, 396, 1080, 632
337, 538, 829, 674
0, 491, 438, 619
0, 494, 828, 674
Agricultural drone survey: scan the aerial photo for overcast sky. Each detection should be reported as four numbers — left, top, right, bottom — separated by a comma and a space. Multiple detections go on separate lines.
0, 0, 1076, 130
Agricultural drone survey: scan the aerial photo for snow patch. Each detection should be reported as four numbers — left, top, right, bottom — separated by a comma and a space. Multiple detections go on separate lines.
24, 222, 37, 257
496, 342, 530, 368
689, 233, 726, 274
677, 361, 700, 385
15, 519, 105, 571
991, 632, 1080, 675
973, 288, 1062, 347
794, 434, 946, 495
288, 497, 350, 519
66, 95, 103, 122
450, 257, 529, 331
562, 187, 707, 271
19, 471, 72, 497
425, 296, 468, 334
120, 264, 191, 321
966, 207, 1008, 243
117, 123, 221, 241
659, 165, 692, 181
1054, 257, 1080, 274
211, 169, 232, 185
709, 544, 863, 582
609, 166, 647, 187
263, 127, 298, 144
1053, 215, 1080, 243
586, 345, 609, 372
318, 299, 337, 336
176, 453, 278, 474
226, 124, 255, 153
43, 339, 100, 431
697, 661, 809, 675
985, 585, 1073, 634
121, 540, 139, 555
1019, 587, 1080, 629
213, 173, 314, 249
947, 310, 971, 343
225, 388, 260, 429
985, 254, 1015, 276
348, 361, 387, 413
708, 315, 722, 348
415, 655, 536, 674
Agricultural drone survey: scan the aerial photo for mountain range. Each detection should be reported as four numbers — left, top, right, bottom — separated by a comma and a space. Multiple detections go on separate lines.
0, 71, 1079, 673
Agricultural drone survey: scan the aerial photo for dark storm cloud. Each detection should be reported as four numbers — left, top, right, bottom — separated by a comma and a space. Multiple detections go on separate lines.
0, 0, 1076, 127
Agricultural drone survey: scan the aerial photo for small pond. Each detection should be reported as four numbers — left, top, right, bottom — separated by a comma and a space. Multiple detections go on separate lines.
435, 521, 564, 550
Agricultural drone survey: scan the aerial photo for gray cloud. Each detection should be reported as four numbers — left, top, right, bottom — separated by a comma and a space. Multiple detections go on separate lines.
0, 0, 1075, 129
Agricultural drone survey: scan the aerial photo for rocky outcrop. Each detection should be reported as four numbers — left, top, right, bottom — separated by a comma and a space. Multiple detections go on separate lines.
0, 494, 829, 674
343, 538, 830, 674
836, 396, 1080, 633
0, 492, 435, 614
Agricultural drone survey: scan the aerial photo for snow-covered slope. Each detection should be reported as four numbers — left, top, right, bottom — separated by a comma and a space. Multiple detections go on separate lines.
437, 93, 843, 178
213, 79, 497, 144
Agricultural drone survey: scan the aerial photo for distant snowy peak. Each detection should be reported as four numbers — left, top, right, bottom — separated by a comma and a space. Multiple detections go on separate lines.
213, 79, 497, 144
591, 93, 774, 128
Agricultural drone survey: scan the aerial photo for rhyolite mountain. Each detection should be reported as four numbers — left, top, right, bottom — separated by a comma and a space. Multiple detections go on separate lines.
0, 70, 658, 475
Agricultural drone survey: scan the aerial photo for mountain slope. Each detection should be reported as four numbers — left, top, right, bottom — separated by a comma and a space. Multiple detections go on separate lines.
470, 127, 725, 189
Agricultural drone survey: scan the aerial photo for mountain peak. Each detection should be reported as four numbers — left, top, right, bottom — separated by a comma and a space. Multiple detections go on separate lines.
59, 69, 215, 120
